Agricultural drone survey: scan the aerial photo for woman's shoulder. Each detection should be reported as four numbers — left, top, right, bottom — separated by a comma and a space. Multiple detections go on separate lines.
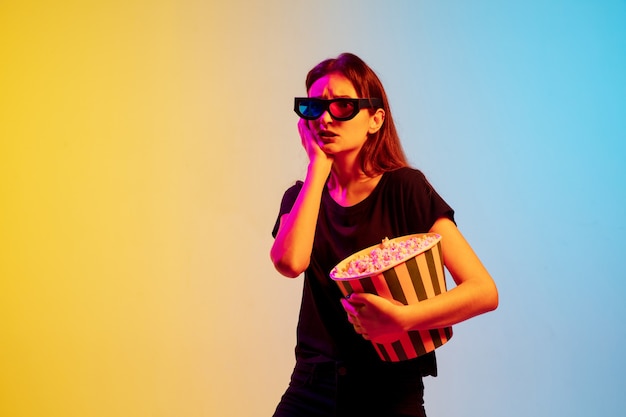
379, 166, 438, 199
280, 180, 304, 204
287, 180, 304, 192
384, 166, 428, 184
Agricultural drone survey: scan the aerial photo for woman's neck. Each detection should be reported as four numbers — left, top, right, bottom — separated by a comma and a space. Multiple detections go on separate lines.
327, 163, 382, 207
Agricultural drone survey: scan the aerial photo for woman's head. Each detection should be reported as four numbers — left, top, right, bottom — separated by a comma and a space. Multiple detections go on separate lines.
304, 52, 408, 176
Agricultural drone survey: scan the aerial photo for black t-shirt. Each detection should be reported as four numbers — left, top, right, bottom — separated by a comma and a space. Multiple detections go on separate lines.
272, 167, 454, 376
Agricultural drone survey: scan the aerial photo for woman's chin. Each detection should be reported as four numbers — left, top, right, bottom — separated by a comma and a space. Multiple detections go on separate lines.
320, 143, 338, 154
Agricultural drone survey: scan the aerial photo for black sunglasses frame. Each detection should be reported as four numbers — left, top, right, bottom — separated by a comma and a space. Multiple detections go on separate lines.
294, 97, 383, 121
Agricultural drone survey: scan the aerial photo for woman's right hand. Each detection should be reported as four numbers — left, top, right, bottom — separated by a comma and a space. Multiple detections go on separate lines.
298, 118, 333, 172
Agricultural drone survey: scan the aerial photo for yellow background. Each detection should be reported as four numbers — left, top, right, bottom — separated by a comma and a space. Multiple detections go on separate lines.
1, 2, 307, 416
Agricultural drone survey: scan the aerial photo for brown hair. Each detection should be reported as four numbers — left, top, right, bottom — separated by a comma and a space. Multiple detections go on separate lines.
305, 52, 409, 176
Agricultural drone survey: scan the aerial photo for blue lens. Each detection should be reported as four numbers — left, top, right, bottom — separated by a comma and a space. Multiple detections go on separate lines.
299, 100, 323, 118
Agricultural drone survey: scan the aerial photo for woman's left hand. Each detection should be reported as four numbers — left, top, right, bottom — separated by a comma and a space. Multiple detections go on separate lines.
340, 293, 407, 344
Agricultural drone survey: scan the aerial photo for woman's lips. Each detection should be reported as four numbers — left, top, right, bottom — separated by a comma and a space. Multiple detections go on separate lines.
318, 130, 337, 144
318, 130, 337, 138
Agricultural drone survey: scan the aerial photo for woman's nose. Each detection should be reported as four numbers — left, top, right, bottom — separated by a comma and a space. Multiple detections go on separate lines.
319, 109, 333, 124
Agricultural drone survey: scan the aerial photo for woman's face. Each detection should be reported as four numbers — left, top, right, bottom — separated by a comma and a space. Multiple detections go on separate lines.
307, 72, 382, 158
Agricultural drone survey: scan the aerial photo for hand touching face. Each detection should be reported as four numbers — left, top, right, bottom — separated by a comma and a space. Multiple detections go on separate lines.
304, 73, 383, 158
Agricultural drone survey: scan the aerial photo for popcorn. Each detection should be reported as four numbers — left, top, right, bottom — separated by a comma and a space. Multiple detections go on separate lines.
329, 233, 451, 361
331, 234, 440, 278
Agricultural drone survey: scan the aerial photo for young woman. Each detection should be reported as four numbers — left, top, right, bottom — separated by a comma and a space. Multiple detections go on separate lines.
270, 52, 498, 417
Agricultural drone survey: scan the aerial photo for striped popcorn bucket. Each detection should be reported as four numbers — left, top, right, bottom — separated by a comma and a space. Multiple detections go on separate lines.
330, 233, 453, 362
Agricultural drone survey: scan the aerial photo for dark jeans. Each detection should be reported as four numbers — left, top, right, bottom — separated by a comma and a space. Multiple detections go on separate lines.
272, 360, 427, 417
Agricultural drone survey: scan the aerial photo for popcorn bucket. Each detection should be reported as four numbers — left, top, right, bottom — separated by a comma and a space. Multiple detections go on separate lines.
330, 233, 453, 362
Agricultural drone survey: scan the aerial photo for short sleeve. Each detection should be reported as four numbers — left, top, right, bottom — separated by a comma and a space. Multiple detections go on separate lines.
271, 181, 304, 238
415, 170, 455, 228
387, 168, 455, 233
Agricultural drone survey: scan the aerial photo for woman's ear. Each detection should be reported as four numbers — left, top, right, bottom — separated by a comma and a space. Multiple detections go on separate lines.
368, 108, 385, 134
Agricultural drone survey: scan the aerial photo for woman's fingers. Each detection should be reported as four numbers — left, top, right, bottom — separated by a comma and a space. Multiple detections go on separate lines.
340, 296, 362, 316
341, 293, 406, 342
341, 296, 371, 338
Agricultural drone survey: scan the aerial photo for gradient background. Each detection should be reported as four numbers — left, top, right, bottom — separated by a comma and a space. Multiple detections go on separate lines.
1, 1, 625, 416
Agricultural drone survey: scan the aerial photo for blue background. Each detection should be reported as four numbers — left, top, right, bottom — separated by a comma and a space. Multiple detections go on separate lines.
283, 2, 626, 415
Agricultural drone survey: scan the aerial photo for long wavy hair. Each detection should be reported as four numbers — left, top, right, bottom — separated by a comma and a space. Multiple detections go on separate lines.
305, 52, 409, 176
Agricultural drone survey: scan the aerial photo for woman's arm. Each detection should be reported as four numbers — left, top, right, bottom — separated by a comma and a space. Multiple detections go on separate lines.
270, 120, 333, 278
270, 163, 329, 277
405, 216, 499, 328
342, 217, 498, 341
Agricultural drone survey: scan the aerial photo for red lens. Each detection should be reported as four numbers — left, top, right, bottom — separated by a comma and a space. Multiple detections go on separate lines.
329, 100, 356, 119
